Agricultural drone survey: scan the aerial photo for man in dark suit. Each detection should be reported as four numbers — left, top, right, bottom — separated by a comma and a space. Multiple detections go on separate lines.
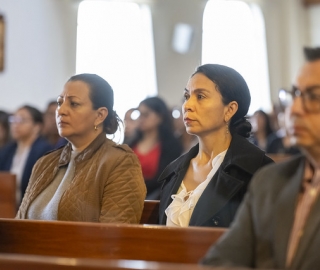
201, 47, 320, 269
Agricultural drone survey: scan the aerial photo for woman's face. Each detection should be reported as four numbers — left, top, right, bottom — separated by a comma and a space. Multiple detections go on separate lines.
56, 81, 103, 146
137, 103, 162, 133
10, 109, 38, 141
183, 73, 230, 137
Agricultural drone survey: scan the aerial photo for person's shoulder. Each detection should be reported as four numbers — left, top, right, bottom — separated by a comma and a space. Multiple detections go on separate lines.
40, 145, 64, 159
251, 154, 304, 188
227, 134, 273, 173
32, 146, 64, 171
32, 136, 54, 152
0, 141, 16, 153
101, 139, 136, 159
260, 154, 303, 169
106, 140, 134, 153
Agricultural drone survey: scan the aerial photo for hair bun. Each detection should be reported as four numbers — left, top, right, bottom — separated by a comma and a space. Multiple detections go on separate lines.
230, 116, 252, 138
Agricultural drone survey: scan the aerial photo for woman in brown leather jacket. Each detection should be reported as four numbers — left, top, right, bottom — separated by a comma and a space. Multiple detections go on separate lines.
16, 74, 146, 223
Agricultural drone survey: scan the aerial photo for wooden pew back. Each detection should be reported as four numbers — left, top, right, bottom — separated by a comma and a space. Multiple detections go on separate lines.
0, 219, 226, 264
140, 200, 159, 224
0, 172, 16, 218
0, 254, 213, 270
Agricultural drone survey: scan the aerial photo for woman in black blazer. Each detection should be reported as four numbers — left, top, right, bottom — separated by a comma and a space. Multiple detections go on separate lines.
158, 64, 273, 227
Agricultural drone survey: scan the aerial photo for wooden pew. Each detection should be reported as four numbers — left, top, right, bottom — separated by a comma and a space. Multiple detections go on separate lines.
0, 254, 217, 270
0, 172, 16, 218
140, 200, 159, 224
0, 219, 226, 264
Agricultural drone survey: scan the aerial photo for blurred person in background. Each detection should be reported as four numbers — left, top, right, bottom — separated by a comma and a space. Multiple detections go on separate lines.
123, 107, 139, 145
250, 109, 275, 151
0, 110, 11, 149
171, 106, 197, 154
129, 97, 183, 199
266, 107, 300, 155
0, 105, 53, 206
42, 100, 67, 148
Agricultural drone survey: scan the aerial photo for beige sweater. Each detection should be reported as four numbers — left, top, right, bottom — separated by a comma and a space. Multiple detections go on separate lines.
16, 133, 146, 223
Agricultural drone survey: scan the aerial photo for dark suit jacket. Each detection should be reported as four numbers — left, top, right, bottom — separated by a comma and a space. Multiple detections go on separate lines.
201, 155, 320, 269
0, 136, 53, 203
158, 134, 273, 227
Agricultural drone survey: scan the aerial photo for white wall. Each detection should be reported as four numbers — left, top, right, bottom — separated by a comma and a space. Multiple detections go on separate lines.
308, 4, 320, 45
151, 0, 206, 108
260, 0, 310, 105
0, 0, 78, 113
0, 0, 319, 114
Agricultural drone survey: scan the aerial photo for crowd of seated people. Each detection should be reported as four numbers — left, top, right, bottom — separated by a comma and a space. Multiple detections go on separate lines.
0, 65, 297, 222
1, 47, 320, 269
249, 108, 300, 155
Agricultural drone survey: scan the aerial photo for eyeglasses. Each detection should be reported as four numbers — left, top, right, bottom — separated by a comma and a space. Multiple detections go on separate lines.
279, 86, 320, 113
8, 116, 32, 124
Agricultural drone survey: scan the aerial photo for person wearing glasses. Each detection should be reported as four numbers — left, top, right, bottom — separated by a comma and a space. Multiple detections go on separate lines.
201, 47, 320, 269
0, 105, 53, 206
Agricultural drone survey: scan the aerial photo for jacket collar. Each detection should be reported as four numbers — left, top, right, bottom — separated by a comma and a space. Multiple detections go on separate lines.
58, 132, 107, 167
159, 134, 265, 182
159, 134, 269, 225
221, 133, 268, 175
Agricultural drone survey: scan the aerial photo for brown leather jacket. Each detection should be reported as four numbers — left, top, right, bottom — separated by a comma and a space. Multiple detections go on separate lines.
16, 133, 146, 223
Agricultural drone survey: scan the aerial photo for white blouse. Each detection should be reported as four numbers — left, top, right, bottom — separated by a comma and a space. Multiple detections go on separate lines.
165, 149, 227, 227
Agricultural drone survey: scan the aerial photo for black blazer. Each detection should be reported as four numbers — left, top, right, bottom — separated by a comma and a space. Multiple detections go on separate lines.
158, 134, 274, 227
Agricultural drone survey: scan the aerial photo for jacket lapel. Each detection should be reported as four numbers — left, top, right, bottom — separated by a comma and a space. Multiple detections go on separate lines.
189, 135, 267, 226
189, 169, 244, 226
158, 145, 198, 224
273, 158, 305, 269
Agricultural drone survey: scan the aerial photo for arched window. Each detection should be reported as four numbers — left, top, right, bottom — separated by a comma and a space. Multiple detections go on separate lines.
76, 1, 157, 124
202, 0, 271, 115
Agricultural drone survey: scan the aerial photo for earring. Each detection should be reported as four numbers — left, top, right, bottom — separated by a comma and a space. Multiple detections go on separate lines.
225, 121, 229, 135
94, 125, 97, 131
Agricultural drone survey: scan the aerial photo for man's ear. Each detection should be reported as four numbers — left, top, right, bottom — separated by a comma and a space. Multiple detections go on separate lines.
224, 101, 238, 122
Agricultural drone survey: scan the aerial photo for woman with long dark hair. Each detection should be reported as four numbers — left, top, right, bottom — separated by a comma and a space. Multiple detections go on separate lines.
129, 97, 183, 199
